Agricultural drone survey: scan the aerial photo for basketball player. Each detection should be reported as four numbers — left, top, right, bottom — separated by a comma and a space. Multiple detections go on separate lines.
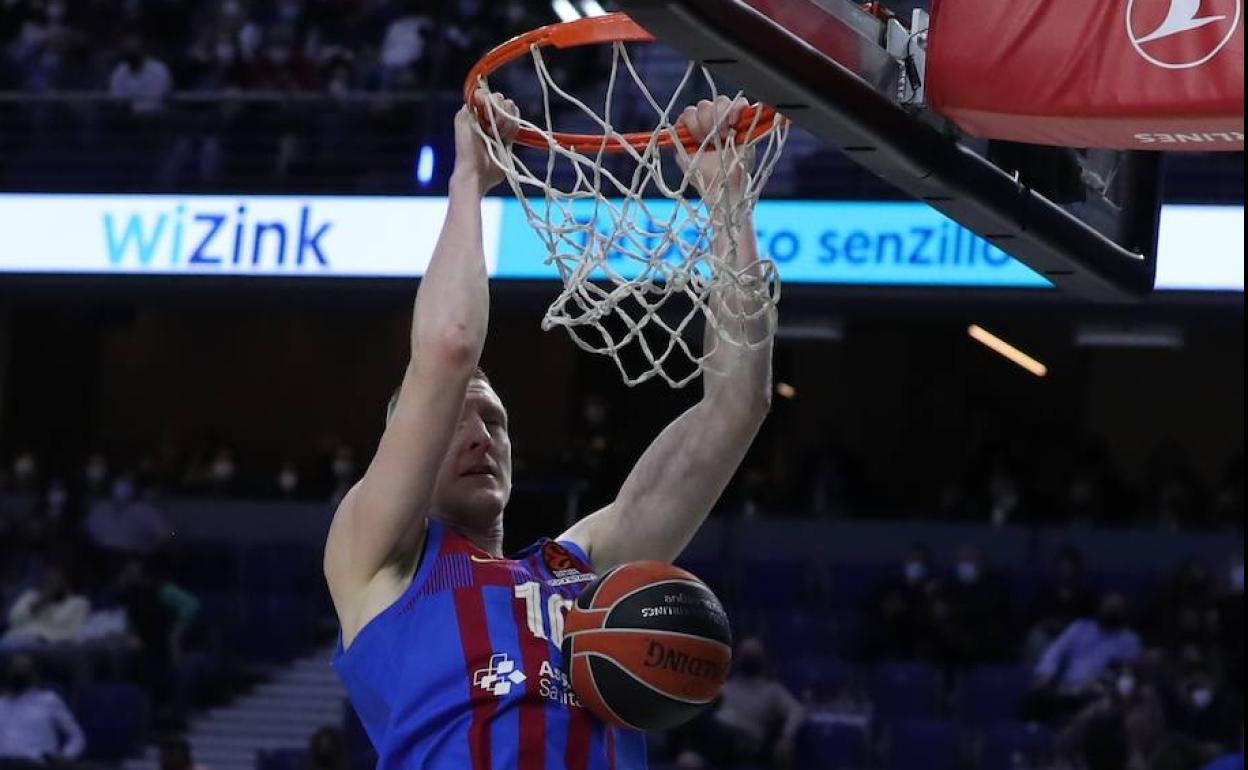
323, 92, 776, 769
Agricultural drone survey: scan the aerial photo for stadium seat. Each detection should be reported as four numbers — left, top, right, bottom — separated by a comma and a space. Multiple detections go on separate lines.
198, 591, 249, 657
257, 748, 308, 770
1008, 568, 1047, 615
823, 610, 864, 659
74, 682, 149, 761
828, 565, 890, 612
174, 544, 241, 594
886, 718, 961, 770
759, 609, 829, 660
958, 664, 1032, 726
781, 655, 856, 703
242, 543, 321, 596
737, 561, 807, 608
173, 651, 222, 711
870, 661, 944, 724
1090, 572, 1159, 604
240, 594, 317, 664
980, 721, 1055, 770
797, 718, 868, 769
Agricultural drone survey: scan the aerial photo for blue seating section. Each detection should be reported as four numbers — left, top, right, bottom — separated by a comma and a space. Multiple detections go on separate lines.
871, 661, 945, 724
798, 719, 869, 769
74, 682, 149, 761
887, 718, 961, 770
980, 721, 1056, 770
7, 532, 1224, 769
957, 664, 1032, 726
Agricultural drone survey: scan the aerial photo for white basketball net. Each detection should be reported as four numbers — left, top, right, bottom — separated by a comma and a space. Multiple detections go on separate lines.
472, 41, 788, 387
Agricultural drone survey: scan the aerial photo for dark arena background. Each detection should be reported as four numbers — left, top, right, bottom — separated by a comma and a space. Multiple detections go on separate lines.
0, 1, 1242, 770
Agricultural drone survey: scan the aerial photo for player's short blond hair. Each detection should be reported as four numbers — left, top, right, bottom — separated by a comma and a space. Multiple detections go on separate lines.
385, 367, 490, 426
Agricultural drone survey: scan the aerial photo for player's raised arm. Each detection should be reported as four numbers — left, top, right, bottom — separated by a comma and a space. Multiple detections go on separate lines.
323, 94, 518, 629
561, 97, 775, 569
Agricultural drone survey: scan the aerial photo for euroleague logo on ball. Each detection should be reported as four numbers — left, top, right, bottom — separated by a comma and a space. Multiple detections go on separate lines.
1126, 0, 1242, 69
542, 542, 574, 573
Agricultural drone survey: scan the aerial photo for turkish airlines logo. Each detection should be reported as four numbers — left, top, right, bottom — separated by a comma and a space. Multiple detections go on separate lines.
1127, 0, 1242, 68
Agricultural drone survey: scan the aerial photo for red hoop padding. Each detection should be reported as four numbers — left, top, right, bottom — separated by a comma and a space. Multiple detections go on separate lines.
464, 12, 784, 153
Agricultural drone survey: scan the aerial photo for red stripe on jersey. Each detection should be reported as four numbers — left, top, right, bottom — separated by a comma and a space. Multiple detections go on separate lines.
606, 726, 617, 770
510, 584, 547, 770
564, 696, 593, 770
454, 588, 498, 770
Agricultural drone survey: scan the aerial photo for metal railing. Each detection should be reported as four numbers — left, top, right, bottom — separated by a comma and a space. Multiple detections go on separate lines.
0, 91, 465, 194
0, 91, 1241, 200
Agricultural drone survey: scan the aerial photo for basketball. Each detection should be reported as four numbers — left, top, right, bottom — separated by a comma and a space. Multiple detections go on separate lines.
561, 561, 733, 731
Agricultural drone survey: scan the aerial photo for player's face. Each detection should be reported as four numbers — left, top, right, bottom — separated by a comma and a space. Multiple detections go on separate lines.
432, 379, 512, 524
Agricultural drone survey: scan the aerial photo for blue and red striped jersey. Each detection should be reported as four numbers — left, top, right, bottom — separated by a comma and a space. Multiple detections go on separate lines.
333, 519, 647, 770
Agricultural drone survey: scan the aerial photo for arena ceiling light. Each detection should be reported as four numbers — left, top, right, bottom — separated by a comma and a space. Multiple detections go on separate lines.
968, 325, 1048, 377
776, 318, 844, 341
1074, 323, 1185, 349
580, 0, 609, 16
551, 0, 582, 21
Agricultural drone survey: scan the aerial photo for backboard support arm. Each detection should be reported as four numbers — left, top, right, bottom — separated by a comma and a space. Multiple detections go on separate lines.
619, 0, 1162, 300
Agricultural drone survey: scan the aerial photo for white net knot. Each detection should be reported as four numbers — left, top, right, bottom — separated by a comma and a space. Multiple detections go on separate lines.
474, 40, 789, 387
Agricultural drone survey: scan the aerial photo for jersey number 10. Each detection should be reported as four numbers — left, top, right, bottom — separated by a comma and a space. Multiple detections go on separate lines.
515, 582, 573, 646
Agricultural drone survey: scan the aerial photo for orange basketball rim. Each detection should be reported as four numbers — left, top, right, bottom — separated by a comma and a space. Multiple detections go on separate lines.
463, 12, 785, 153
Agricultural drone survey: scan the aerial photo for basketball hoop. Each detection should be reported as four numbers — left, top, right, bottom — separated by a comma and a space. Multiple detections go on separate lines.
465, 12, 789, 388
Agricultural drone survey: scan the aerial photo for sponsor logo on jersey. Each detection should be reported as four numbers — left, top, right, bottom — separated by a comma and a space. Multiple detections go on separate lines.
538, 660, 584, 707
542, 541, 596, 586
473, 653, 527, 696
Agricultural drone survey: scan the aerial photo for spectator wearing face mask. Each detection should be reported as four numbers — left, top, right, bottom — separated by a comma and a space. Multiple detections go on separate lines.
8, 452, 38, 493
328, 444, 356, 505
672, 638, 804, 769
1167, 664, 1244, 755
0, 655, 85, 763
930, 543, 1012, 666
82, 452, 109, 498
378, 0, 432, 86
1216, 553, 1244, 688
204, 447, 238, 495
984, 463, 1029, 526
1152, 558, 1227, 676
1025, 546, 1098, 664
1027, 592, 1143, 722
276, 460, 301, 498
900, 543, 936, 592
83, 475, 171, 558
1054, 662, 1170, 770
1, 566, 90, 647
107, 34, 172, 114
248, 24, 315, 91
858, 543, 938, 662
1158, 559, 1216, 626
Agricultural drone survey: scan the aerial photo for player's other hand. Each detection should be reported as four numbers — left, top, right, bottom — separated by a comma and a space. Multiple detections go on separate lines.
454, 87, 520, 196
674, 95, 755, 204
